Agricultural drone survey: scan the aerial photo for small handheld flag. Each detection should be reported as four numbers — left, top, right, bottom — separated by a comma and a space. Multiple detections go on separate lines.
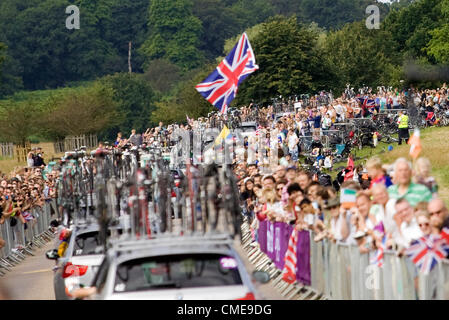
214, 125, 232, 146
408, 128, 422, 159
195, 32, 259, 114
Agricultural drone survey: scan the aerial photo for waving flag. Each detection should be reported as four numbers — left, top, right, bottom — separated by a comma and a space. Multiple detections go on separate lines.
358, 97, 375, 116
196, 32, 259, 114
214, 125, 232, 146
405, 234, 449, 274
408, 128, 422, 159
282, 229, 298, 284
370, 234, 386, 268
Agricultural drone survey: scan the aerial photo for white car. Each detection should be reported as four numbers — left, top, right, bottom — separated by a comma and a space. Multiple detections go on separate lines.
88, 234, 268, 300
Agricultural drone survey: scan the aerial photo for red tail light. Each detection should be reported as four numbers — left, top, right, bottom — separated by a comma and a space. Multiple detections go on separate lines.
62, 262, 88, 278
235, 292, 255, 300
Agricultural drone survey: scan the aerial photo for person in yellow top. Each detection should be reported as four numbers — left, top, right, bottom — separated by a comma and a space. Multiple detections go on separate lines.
397, 110, 409, 145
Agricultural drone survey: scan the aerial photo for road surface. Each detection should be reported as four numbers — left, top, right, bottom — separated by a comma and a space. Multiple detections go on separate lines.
0, 241, 55, 300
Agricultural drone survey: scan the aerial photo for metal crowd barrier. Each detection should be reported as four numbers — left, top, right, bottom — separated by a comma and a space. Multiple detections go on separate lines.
241, 219, 449, 300
309, 234, 449, 300
0, 199, 56, 276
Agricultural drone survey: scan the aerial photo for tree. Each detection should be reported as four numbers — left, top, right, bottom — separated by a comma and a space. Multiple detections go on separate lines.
42, 83, 121, 138
382, 0, 442, 63
142, 59, 182, 94
100, 73, 155, 139
232, 16, 330, 105
297, 0, 390, 30
0, 99, 42, 145
151, 66, 216, 124
192, 0, 242, 59
139, 0, 204, 70
0, 43, 5, 73
426, 0, 449, 64
322, 21, 401, 93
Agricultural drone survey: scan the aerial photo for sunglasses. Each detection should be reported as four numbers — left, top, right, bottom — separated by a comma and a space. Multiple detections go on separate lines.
419, 222, 430, 227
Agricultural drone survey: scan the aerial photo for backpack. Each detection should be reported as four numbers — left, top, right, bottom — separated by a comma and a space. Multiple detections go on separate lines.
318, 173, 332, 187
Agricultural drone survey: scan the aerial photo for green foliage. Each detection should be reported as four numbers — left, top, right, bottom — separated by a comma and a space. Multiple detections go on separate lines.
142, 59, 182, 94
41, 82, 121, 138
321, 21, 400, 94
297, 0, 390, 30
426, 0, 449, 64
151, 66, 216, 124
139, 0, 204, 70
382, 0, 442, 63
232, 16, 332, 105
99, 72, 155, 139
0, 99, 44, 144
0, 43, 5, 72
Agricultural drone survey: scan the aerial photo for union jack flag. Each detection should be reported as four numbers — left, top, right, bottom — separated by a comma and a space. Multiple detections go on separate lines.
405, 234, 449, 274
358, 97, 375, 108
358, 97, 376, 116
196, 32, 259, 114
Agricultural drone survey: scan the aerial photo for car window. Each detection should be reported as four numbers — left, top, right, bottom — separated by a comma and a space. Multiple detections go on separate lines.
73, 231, 105, 256
113, 254, 243, 293
93, 257, 110, 293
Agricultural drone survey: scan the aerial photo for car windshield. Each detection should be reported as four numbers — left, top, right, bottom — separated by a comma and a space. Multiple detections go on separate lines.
113, 254, 243, 293
241, 126, 256, 132
73, 231, 105, 256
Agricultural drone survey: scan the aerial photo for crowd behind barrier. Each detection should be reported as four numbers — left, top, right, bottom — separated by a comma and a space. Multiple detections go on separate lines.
0, 151, 59, 274
243, 221, 449, 300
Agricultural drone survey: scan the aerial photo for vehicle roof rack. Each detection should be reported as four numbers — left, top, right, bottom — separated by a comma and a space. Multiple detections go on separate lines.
110, 233, 234, 252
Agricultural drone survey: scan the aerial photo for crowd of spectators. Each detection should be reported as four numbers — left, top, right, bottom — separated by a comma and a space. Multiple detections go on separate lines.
103, 87, 448, 261
237, 156, 447, 255
104, 86, 448, 263
0, 150, 59, 250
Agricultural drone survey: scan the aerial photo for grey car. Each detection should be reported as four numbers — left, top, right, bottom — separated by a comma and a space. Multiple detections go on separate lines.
87, 234, 266, 300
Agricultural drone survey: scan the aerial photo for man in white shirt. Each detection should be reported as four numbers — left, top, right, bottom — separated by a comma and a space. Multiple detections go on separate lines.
334, 102, 344, 121
392, 198, 422, 249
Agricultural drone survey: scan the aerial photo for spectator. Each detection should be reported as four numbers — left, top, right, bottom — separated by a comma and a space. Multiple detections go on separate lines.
427, 198, 449, 230
366, 156, 393, 190
391, 198, 422, 250
413, 157, 438, 195
350, 193, 376, 252
387, 158, 432, 207
295, 171, 312, 192
327, 198, 349, 243
416, 211, 431, 237
27, 150, 35, 168
262, 175, 276, 191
